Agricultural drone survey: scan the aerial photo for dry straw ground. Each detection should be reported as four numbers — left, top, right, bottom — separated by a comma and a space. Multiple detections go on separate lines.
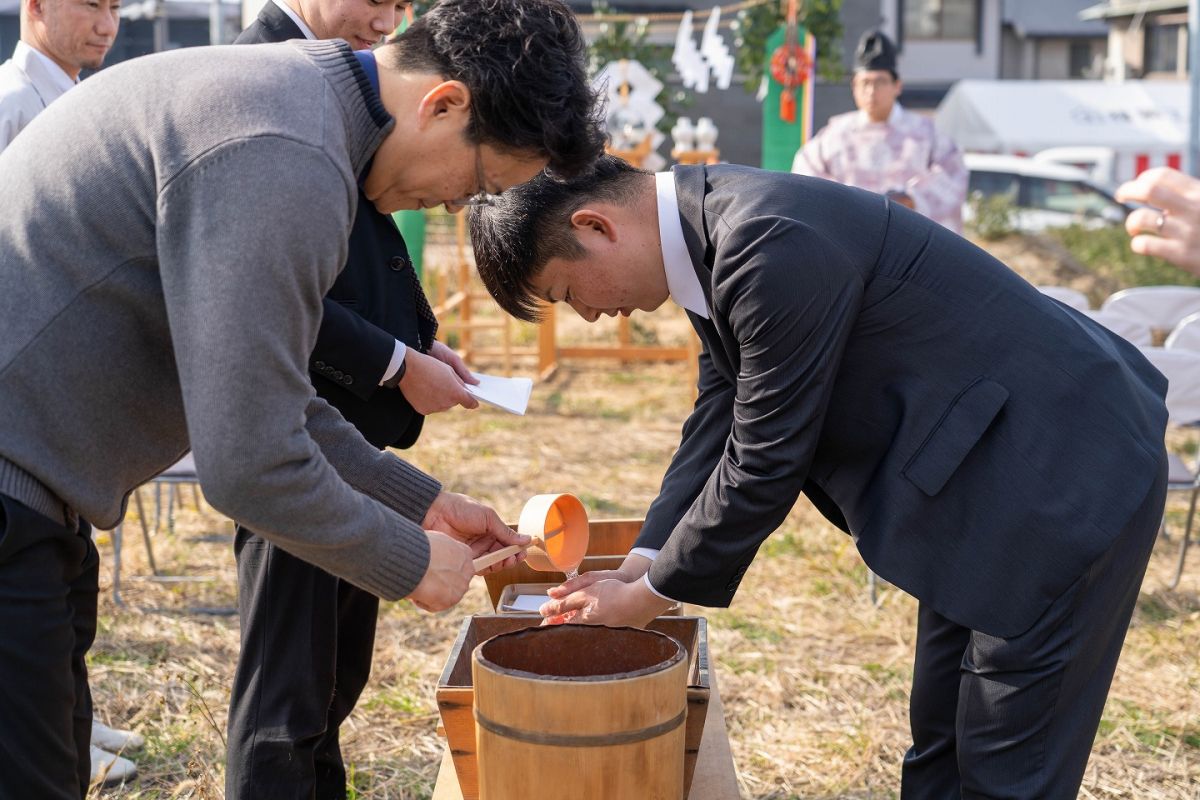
87, 237, 1199, 799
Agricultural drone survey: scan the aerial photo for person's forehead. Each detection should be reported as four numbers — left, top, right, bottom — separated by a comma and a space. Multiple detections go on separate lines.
853, 69, 893, 81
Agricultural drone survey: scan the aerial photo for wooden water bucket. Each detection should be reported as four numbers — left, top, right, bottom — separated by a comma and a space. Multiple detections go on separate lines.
472, 625, 688, 800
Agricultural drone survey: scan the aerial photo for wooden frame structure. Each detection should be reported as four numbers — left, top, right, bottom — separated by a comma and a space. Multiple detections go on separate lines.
430, 212, 701, 386
430, 214, 520, 374
535, 303, 700, 382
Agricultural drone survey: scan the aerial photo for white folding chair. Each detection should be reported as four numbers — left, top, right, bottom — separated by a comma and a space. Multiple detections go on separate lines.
1137, 346, 1200, 588
1101, 286, 1200, 341
110, 454, 208, 606
1037, 285, 1090, 311
1083, 310, 1154, 347
1165, 310, 1200, 353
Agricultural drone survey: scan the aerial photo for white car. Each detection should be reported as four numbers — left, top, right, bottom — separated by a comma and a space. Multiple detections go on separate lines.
963, 153, 1131, 232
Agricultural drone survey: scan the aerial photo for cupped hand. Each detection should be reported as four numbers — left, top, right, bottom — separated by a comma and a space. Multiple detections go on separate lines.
540, 574, 674, 628
407, 531, 475, 612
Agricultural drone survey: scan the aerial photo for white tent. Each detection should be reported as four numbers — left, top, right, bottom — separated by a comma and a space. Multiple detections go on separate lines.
936, 80, 1187, 182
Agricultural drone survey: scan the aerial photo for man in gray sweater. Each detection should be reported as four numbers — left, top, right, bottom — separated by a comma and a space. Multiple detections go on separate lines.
0, 0, 604, 794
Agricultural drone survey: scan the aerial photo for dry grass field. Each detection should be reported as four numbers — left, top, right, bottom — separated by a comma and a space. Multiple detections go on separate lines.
85, 237, 1200, 799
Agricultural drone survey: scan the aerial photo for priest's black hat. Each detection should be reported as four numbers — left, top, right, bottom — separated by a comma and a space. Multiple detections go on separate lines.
855, 30, 898, 75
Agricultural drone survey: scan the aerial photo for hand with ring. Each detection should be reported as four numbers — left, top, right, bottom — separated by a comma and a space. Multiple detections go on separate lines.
1115, 167, 1200, 275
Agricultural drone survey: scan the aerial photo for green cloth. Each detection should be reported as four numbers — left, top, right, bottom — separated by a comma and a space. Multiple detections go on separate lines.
761, 25, 813, 172
393, 210, 425, 276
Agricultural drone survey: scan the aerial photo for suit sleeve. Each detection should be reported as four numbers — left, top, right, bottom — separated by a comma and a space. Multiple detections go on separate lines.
312, 297, 396, 400
646, 217, 863, 606
633, 342, 736, 551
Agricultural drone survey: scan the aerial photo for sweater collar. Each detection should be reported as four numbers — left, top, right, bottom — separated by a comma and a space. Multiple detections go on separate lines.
293, 39, 394, 179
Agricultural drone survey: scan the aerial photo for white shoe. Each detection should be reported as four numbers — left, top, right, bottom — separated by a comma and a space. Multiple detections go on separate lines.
90, 745, 137, 786
92, 721, 145, 752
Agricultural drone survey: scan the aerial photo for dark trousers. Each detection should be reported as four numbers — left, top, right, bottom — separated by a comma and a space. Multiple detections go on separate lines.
226, 525, 379, 800
901, 457, 1168, 799
0, 494, 98, 800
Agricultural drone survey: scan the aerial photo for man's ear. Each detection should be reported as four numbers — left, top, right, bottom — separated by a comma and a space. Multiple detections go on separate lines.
25, 0, 45, 22
568, 208, 619, 244
415, 79, 471, 131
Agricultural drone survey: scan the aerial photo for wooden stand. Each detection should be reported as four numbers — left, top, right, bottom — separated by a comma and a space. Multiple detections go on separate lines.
432, 214, 521, 374
432, 663, 739, 800
671, 148, 721, 166
535, 302, 701, 382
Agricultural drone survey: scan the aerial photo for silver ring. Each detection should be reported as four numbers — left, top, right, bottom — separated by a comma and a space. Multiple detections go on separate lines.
1156, 211, 1168, 234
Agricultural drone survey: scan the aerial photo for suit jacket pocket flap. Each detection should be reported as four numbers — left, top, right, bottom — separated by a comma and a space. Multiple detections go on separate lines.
903, 378, 1010, 497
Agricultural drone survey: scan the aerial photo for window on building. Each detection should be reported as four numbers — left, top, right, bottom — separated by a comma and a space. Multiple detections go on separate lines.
904, 0, 977, 40
1069, 41, 1095, 78
1144, 23, 1181, 74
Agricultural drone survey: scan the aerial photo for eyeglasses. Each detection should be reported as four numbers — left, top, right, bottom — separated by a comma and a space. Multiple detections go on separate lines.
852, 75, 895, 91
454, 147, 497, 208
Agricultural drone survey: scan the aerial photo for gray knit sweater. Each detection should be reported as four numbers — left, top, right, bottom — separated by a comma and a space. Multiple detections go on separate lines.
0, 40, 438, 600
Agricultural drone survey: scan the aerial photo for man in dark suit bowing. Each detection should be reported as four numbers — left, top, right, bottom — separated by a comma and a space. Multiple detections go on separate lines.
229, 1, 480, 797
469, 155, 1170, 798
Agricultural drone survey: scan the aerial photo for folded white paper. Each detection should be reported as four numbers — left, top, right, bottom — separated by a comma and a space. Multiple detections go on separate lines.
466, 371, 533, 415
505, 594, 550, 612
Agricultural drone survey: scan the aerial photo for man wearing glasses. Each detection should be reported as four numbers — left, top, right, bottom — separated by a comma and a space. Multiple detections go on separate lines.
0, 0, 604, 796
227, 2, 490, 796
792, 29, 968, 233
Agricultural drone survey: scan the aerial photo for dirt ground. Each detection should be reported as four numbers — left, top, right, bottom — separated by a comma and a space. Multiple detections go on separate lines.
86, 237, 1200, 799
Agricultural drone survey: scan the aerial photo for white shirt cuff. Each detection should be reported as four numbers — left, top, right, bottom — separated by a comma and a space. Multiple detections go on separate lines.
630, 548, 677, 601
642, 572, 680, 604
379, 340, 407, 385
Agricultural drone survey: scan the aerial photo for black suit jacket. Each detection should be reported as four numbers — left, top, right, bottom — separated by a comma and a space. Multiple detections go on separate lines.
637, 164, 1168, 637
235, 4, 426, 449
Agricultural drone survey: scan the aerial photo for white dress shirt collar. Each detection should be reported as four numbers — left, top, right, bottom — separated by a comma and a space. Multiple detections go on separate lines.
15, 41, 77, 103
655, 171, 709, 320
857, 101, 904, 127
271, 0, 318, 39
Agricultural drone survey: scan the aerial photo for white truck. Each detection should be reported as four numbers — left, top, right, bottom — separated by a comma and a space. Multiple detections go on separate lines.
936, 80, 1187, 190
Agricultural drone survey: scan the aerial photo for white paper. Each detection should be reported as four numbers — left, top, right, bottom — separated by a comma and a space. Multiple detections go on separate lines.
466, 371, 533, 415
505, 594, 549, 612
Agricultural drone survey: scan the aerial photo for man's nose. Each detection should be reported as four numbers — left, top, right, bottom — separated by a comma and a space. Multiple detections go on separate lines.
373, 10, 396, 33
96, 10, 118, 36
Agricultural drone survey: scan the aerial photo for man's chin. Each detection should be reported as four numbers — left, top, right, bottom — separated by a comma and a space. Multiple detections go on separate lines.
371, 197, 410, 214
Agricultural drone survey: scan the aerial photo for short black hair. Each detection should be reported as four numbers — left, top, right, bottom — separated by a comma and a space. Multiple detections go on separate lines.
379, 0, 605, 179
470, 155, 647, 322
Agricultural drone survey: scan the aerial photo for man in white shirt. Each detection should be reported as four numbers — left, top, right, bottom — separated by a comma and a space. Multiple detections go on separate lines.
0, 0, 120, 152
792, 30, 968, 233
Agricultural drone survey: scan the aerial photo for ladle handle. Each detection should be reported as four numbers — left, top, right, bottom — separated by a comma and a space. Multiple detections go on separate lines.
473, 543, 526, 572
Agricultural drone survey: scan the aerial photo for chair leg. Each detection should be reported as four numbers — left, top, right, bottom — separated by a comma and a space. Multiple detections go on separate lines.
1169, 487, 1199, 589
112, 523, 125, 608
868, 569, 881, 607
135, 489, 160, 576
153, 483, 163, 535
